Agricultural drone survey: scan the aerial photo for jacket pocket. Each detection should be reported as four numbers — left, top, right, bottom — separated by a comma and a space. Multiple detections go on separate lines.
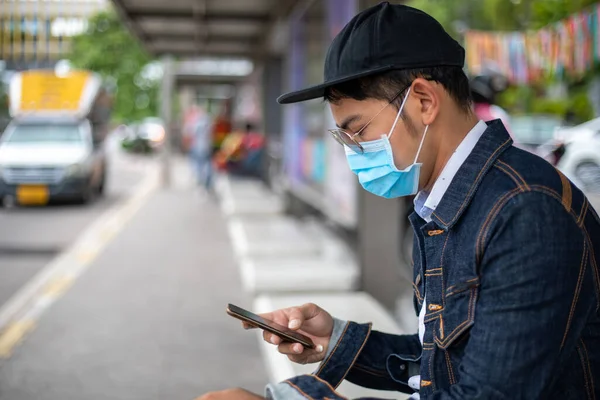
435, 281, 479, 350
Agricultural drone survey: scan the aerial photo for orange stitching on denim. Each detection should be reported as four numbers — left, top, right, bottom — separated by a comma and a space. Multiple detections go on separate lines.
439, 233, 451, 308
531, 186, 577, 216
444, 350, 456, 385
434, 138, 512, 226
427, 268, 442, 272
412, 282, 423, 302
432, 211, 448, 225
557, 169, 573, 212
475, 184, 576, 265
445, 285, 481, 298
476, 187, 523, 265
576, 342, 593, 400
425, 272, 442, 277
498, 159, 530, 190
439, 314, 445, 339
424, 313, 442, 324
337, 323, 373, 388
421, 380, 433, 387
428, 347, 435, 391
579, 198, 589, 227
561, 242, 588, 350
315, 322, 350, 375
580, 339, 596, 399
428, 304, 443, 311
284, 380, 313, 399
494, 164, 525, 190
583, 227, 600, 312
453, 331, 471, 347
310, 375, 350, 399
436, 287, 477, 349
477, 187, 523, 259
351, 364, 389, 378
446, 277, 479, 294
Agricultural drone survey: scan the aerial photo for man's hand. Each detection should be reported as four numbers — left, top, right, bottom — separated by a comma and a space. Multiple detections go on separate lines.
195, 388, 264, 400
243, 303, 334, 364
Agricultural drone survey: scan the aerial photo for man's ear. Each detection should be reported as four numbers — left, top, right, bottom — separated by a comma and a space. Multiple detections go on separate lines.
410, 78, 440, 126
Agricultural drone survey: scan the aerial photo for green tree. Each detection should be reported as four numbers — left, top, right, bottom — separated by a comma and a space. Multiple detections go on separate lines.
67, 11, 159, 122
407, 0, 599, 34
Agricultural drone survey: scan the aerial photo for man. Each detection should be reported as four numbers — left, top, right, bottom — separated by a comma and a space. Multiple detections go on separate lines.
184, 106, 214, 193
200, 2, 600, 399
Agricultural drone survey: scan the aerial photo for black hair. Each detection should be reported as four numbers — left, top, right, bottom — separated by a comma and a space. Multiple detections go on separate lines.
324, 66, 472, 113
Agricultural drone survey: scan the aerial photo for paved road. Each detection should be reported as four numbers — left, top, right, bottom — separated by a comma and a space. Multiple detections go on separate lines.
0, 153, 268, 400
0, 137, 157, 309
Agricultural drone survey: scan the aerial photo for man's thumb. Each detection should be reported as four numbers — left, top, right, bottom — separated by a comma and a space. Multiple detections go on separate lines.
287, 303, 319, 330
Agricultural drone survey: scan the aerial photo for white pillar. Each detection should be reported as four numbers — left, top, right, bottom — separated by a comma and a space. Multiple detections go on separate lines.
160, 56, 174, 187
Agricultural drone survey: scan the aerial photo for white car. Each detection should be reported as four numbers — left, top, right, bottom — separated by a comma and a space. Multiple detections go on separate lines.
0, 120, 106, 206
555, 118, 600, 193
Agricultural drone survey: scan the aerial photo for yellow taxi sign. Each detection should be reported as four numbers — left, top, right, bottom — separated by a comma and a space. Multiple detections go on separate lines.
18, 71, 91, 112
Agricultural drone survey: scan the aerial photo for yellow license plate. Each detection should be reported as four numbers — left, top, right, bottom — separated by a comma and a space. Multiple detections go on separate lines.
17, 185, 50, 205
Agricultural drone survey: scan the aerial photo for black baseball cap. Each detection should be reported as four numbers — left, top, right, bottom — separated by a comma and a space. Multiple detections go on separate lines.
277, 1, 465, 104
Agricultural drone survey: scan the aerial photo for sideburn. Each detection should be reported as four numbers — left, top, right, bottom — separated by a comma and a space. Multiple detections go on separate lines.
401, 112, 419, 137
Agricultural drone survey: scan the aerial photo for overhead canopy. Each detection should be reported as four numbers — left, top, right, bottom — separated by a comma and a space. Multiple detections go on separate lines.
111, 0, 301, 59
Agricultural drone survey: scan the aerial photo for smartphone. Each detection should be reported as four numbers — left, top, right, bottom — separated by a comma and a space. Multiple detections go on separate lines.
226, 303, 316, 349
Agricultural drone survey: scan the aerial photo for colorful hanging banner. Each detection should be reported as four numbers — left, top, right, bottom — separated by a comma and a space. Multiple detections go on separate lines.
466, 3, 600, 84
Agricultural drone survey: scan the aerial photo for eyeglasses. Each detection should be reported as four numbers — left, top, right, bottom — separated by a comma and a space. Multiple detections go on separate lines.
328, 85, 410, 154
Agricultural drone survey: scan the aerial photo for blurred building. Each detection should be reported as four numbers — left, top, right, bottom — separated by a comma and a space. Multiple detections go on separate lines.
0, 0, 108, 70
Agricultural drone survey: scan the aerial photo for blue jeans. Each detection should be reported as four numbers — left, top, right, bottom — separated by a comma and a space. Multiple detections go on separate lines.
191, 150, 213, 190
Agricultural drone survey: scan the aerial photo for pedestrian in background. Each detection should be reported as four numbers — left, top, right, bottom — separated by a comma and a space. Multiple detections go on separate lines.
183, 106, 214, 194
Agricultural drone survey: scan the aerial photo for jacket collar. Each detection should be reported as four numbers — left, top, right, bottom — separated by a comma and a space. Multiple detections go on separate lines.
430, 120, 513, 230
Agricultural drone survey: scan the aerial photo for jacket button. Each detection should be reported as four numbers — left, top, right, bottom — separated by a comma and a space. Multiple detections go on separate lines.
427, 229, 444, 236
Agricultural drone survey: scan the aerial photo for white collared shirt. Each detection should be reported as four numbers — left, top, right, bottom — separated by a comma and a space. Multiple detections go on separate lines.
413, 120, 488, 223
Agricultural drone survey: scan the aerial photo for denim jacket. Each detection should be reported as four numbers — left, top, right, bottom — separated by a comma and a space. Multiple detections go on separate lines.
267, 121, 600, 399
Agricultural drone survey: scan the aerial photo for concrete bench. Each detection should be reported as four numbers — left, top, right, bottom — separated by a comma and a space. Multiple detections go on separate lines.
239, 257, 359, 294
227, 216, 322, 260
227, 216, 360, 294
254, 293, 411, 400
216, 175, 284, 217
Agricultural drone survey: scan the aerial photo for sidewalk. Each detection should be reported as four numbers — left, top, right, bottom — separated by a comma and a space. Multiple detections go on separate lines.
0, 158, 267, 400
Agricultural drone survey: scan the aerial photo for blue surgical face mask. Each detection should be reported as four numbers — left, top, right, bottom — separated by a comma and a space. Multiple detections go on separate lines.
345, 88, 429, 199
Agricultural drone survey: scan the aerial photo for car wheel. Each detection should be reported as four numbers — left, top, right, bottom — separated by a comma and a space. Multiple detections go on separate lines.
575, 162, 600, 193
1, 195, 16, 209
78, 185, 96, 205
